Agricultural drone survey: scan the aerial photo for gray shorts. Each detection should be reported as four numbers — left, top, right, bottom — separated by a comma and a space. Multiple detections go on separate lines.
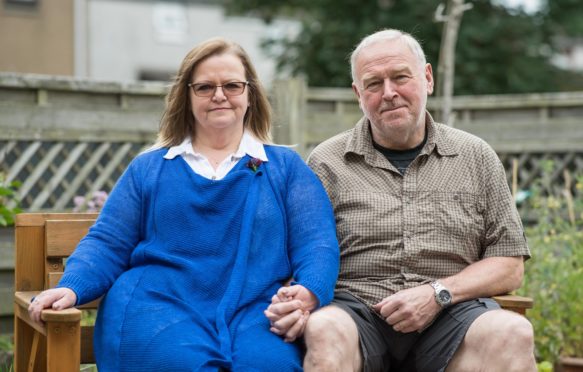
331, 291, 500, 372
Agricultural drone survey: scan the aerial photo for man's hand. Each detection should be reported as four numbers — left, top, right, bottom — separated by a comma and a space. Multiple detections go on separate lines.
28, 287, 77, 324
372, 284, 441, 333
264, 285, 318, 342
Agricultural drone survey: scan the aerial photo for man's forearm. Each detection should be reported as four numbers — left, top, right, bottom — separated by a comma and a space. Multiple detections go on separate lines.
440, 256, 524, 304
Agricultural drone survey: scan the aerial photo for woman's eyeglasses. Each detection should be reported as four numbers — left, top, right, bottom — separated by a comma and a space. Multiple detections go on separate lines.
187, 81, 249, 97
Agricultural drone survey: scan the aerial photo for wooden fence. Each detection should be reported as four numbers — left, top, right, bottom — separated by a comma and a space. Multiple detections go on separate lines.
271, 80, 583, 199
2, 73, 583, 212
1, 72, 583, 332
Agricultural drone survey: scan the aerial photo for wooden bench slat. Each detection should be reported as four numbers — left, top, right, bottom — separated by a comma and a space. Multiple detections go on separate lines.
80, 326, 95, 364
492, 294, 534, 309
16, 213, 99, 227
45, 219, 95, 257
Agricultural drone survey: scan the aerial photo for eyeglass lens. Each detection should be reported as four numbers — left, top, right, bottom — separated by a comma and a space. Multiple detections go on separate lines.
191, 82, 247, 97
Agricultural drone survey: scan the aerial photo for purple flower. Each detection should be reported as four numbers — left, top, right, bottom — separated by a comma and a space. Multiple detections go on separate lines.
72, 190, 109, 212
73, 196, 86, 212
246, 158, 263, 173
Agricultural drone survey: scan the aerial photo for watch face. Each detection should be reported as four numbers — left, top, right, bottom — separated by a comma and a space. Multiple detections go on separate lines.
438, 290, 452, 304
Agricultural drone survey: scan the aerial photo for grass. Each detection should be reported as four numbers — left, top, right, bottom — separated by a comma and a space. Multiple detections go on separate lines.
0, 334, 14, 372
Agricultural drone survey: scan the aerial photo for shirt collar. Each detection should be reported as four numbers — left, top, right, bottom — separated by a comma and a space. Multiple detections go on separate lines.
163, 130, 269, 162
344, 111, 458, 164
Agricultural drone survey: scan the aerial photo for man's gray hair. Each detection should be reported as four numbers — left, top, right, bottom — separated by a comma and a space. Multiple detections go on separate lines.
350, 29, 427, 82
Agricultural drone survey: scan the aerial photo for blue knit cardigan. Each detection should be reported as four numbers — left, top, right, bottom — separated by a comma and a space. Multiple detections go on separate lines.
57, 145, 339, 371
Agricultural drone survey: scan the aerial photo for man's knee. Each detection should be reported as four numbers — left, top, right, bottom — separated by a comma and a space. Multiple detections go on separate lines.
496, 312, 535, 350
472, 310, 534, 349
453, 310, 535, 371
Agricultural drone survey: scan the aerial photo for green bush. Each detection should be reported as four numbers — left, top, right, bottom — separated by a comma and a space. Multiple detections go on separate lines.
518, 162, 583, 364
0, 333, 13, 372
0, 173, 21, 227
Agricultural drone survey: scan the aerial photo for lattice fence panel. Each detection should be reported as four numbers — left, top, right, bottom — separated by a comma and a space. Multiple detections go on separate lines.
499, 152, 583, 198
1, 140, 149, 211
2, 139, 582, 213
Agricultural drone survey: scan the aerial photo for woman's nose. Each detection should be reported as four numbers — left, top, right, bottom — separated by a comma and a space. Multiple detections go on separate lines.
212, 86, 227, 101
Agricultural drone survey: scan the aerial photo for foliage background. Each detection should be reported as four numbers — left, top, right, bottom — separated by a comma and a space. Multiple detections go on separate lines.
225, 0, 583, 94
0, 173, 21, 227
517, 162, 583, 363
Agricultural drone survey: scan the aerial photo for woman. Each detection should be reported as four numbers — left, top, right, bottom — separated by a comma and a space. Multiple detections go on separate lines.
28, 38, 339, 371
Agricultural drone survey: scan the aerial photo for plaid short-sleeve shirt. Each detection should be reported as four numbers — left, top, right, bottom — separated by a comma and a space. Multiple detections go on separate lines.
308, 113, 530, 306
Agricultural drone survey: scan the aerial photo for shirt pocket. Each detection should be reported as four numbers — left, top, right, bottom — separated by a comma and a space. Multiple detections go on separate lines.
430, 191, 483, 239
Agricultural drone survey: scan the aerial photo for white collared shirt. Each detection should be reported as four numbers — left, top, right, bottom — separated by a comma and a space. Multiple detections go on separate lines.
163, 131, 269, 180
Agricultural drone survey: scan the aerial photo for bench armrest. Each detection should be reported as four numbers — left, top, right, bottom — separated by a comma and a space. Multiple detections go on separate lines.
492, 294, 533, 315
14, 291, 82, 333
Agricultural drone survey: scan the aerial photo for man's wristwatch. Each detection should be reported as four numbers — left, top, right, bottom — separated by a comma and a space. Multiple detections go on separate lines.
430, 281, 453, 308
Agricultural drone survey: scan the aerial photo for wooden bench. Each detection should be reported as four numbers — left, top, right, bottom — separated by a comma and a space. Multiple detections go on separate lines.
13, 213, 98, 372
12, 212, 534, 372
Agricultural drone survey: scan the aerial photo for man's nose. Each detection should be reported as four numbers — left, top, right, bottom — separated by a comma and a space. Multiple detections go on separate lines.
381, 79, 397, 100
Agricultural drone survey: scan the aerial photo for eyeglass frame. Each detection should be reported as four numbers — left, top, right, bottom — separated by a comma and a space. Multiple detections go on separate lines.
187, 81, 250, 97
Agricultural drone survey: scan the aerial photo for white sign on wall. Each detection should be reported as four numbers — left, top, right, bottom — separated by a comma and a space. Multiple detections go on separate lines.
152, 3, 188, 44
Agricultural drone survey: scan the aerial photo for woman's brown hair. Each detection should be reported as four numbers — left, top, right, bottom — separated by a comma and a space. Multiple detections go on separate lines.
154, 38, 272, 148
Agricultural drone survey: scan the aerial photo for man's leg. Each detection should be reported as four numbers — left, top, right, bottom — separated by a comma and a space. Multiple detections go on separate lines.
303, 305, 362, 372
446, 309, 536, 372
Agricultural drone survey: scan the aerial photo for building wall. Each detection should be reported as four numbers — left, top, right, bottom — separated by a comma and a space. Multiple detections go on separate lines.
0, 0, 298, 85
553, 39, 583, 72
0, 0, 75, 75
85, 1, 299, 85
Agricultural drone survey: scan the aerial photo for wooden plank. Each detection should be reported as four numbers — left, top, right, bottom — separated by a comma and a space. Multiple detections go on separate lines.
307, 87, 356, 102
80, 326, 95, 364
0, 127, 155, 142
44, 259, 63, 290
559, 357, 583, 368
428, 91, 583, 109
492, 294, 533, 310
41, 308, 82, 323
45, 219, 94, 257
16, 213, 99, 227
14, 314, 40, 372
46, 320, 80, 372
0, 72, 167, 95
15, 225, 45, 291
28, 332, 40, 372
47, 273, 62, 289
0, 106, 161, 135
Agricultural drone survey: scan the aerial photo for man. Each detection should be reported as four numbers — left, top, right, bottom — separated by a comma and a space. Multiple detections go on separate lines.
265, 29, 536, 371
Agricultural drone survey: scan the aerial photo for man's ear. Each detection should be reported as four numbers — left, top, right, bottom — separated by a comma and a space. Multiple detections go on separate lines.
352, 82, 363, 110
425, 63, 434, 95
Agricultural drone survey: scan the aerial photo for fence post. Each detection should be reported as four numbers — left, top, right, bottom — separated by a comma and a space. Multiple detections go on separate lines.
271, 78, 308, 157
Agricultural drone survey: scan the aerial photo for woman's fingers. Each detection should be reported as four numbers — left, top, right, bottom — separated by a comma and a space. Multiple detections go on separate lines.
283, 311, 310, 342
27, 288, 77, 323
270, 309, 303, 335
